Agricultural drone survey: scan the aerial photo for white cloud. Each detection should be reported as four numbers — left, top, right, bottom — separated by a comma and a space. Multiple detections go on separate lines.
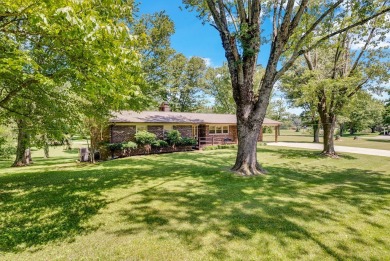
202, 57, 213, 67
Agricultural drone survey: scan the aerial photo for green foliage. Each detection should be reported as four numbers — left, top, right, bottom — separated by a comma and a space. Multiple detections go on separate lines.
107, 141, 137, 152
152, 140, 169, 148
0, 0, 149, 165
0, 137, 16, 159
204, 64, 235, 114
202, 144, 238, 150
107, 143, 123, 152
343, 92, 386, 133
135, 131, 157, 146
166, 130, 182, 146
179, 137, 197, 146
122, 141, 138, 150
163, 54, 208, 112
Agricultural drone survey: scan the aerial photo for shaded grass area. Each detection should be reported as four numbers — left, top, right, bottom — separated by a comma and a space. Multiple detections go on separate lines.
263, 130, 390, 150
1, 147, 390, 260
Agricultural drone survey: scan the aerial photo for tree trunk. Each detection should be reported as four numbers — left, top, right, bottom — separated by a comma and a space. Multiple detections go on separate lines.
339, 123, 344, 137
313, 120, 320, 143
231, 114, 266, 176
12, 119, 30, 167
44, 143, 49, 158
371, 127, 375, 133
43, 134, 49, 158
320, 113, 337, 156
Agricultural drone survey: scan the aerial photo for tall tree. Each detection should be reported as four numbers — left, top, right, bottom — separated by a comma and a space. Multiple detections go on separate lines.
1, 0, 148, 166
163, 54, 208, 112
205, 64, 236, 113
133, 11, 176, 105
184, 0, 390, 174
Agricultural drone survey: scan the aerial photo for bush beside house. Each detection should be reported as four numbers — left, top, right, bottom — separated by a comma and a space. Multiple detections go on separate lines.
103, 130, 197, 160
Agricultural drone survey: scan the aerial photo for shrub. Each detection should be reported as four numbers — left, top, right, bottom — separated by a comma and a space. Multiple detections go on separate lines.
122, 141, 137, 150
135, 131, 157, 145
152, 140, 169, 148
107, 143, 123, 152
179, 137, 197, 146
166, 130, 181, 146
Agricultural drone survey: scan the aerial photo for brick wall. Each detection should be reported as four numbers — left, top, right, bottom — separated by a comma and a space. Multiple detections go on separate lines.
111, 125, 136, 143
173, 125, 193, 138
147, 125, 164, 139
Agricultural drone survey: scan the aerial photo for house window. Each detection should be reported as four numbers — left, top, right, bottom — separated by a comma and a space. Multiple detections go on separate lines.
209, 125, 229, 135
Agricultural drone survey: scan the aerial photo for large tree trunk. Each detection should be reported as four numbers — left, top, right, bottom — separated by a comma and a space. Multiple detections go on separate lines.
12, 119, 30, 167
313, 119, 320, 143
320, 112, 337, 156
231, 116, 265, 175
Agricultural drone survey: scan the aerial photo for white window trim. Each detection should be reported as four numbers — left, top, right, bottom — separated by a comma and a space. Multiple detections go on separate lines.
208, 125, 229, 135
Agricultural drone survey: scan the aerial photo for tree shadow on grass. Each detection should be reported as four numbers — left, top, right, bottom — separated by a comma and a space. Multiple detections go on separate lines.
259, 147, 357, 160
111, 153, 388, 259
0, 159, 169, 252
0, 150, 388, 259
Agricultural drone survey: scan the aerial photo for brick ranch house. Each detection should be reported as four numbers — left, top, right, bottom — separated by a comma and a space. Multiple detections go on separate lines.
108, 103, 282, 148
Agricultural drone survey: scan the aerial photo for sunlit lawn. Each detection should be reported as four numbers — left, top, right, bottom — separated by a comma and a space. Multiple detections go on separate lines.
263, 129, 390, 150
1, 145, 390, 260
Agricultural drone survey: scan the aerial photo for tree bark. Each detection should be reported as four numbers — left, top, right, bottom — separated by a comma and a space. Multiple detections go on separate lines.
319, 111, 337, 156
339, 123, 344, 136
231, 115, 265, 175
12, 119, 30, 167
313, 120, 320, 143
44, 143, 49, 158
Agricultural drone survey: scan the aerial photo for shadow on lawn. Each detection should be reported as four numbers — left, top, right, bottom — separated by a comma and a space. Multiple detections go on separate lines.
259, 147, 357, 160
0, 150, 389, 259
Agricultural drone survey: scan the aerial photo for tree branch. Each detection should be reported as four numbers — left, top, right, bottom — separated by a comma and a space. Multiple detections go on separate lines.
350, 27, 376, 75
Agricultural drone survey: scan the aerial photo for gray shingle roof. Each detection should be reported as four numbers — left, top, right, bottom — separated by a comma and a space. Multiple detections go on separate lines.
110, 111, 281, 126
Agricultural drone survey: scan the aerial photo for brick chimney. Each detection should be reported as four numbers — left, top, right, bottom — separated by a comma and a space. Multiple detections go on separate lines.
159, 102, 170, 112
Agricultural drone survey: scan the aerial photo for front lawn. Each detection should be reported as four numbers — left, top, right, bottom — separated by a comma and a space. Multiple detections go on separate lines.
1, 147, 389, 260
263, 129, 390, 150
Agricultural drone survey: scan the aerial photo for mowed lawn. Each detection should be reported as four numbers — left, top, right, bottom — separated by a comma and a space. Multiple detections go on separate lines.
1, 146, 390, 260
263, 130, 390, 150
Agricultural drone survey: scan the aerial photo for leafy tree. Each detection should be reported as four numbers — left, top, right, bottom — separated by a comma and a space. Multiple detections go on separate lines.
343, 92, 385, 134
1, 0, 148, 166
205, 64, 235, 113
384, 90, 390, 126
184, 0, 389, 174
133, 11, 176, 107
283, 13, 389, 156
164, 54, 208, 112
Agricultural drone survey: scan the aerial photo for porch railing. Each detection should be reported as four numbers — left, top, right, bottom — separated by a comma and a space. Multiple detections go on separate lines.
197, 137, 237, 147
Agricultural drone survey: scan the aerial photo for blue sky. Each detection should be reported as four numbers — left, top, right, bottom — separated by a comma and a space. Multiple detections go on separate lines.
136, 0, 272, 68
136, 0, 226, 67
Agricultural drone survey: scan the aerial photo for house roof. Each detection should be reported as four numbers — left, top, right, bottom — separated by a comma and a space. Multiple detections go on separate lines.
110, 111, 282, 126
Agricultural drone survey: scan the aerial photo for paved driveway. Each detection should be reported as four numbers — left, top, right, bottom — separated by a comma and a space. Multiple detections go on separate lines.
267, 142, 390, 157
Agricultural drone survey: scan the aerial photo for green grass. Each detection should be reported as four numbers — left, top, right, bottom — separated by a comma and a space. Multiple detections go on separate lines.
263, 129, 390, 150
0, 146, 390, 260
